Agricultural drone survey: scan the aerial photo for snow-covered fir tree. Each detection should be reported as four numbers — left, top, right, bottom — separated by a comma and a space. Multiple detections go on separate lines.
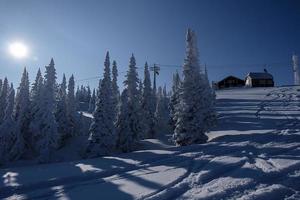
141, 62, 156, 138
0, 85, 19, 163
138, 78, 143, 101
0, 79, 2, 100
155, 85, 171, 135
67, 74, 78, 136
14, 68, 30, 157
86, 85, 91, 103
111, 60, 119, 119
29, 69, 44, 155
30, 68, 42, 99
75, 85, 91, 105
117, 54, 142, 151
34, 58, 59, 162
96, 78, 101, 96
88, 89, 96, 112
202, 66, 217, 131
86, 52, 116, 157
0, 77, 9, 124
116, 89, 135, 152
75, 85, 81, 110
169, 71, 181, 132
55, 74, 69, 146
173, 29, 211, 145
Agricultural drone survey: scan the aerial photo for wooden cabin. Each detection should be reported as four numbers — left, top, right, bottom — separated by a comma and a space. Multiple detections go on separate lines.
213, 76, 245, 89
245, 71, 274, 87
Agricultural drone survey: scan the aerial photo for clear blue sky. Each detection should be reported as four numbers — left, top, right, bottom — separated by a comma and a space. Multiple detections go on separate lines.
0, 0, 299, 89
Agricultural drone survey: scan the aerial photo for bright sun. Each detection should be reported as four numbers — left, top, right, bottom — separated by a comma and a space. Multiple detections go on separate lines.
9, 42, 28, 59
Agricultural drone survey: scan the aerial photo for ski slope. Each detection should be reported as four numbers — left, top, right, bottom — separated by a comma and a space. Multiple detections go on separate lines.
1, 87, 300, 200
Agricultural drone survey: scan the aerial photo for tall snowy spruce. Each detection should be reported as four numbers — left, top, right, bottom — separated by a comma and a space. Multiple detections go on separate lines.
0, 79, 2, 95
173, 29, 211, 145
117, 54, 142, 152
138, 79, 143, 102
112, 60, 120, 119
169, 71, 181, 131
13, 68, 30, 158
34, 58, 59, 162
141, 62, 156, 138
55, 74, 69, 146
115, 89, 133, 152
0, 85, 18, 163
86, 85, 91, 103
30, 68, 42, 99
67, 74, 78, 136
29, 69, 44, 155
0, 77, 9, 124
202, 66, 217, 131
86, 52, 116, 157
155, 85, 171, 135
88, 89, 96, 112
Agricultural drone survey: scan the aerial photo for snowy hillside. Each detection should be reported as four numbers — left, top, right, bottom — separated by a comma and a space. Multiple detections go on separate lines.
1, 86, 300, 199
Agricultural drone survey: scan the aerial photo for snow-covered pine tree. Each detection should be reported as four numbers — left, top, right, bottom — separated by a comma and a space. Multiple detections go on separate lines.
86, 85, 91, 103
88, 89, 96, 113
115, 89, 135, 152
169, 71, 181, 132
67, 74, 78, 136
75, 85, 81, 110
202, 66, 217, 132
0, 79, 2, 98
0, 77, 9, 124
141, 62, 156, 138
117, 54, 142, 152
29, 69, 44, 156
155, 85, 171, 136
137, 78, 146, 138
75, 85, 90, 104
0, 85, 19, 163
35, 58, 59, 162
173, 29, 209, 145
14, 68, 30, 157
79, 85, 85, 102
86, 51, 116, 157
112, 60, 119, 120
138, 78, 143, 100
55, 74, 69, 146
97, 78, 102, 95
30, 68, 42, 99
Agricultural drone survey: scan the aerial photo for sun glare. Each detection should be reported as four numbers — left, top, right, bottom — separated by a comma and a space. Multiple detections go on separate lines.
9, 42, 28, 59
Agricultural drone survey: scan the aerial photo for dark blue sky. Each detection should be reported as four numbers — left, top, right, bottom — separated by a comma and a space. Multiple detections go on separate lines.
0, 0, 299, 89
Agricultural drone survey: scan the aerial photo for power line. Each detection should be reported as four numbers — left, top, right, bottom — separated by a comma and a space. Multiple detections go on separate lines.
75, 61, 291, 83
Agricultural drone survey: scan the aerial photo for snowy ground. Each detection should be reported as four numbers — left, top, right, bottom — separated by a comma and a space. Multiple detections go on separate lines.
1, 86, 300, 199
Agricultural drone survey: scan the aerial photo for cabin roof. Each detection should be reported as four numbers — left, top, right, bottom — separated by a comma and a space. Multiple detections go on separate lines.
218, 75, 244, 83
247, 72, 273, 80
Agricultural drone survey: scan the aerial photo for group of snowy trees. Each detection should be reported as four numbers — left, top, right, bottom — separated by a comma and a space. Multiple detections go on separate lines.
86, 28, 216, 156
0, 28, 216, 164
86, 53, 162, 156
0, 59, 80, 163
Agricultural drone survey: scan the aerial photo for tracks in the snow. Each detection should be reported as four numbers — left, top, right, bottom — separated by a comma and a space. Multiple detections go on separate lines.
142, 87, 300, 200
3, 87, 300, 200
0, 146, 206, 199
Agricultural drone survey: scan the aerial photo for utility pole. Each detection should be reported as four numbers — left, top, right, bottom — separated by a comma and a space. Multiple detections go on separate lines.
292, 54, 300, 85
150, 64, 160, 95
